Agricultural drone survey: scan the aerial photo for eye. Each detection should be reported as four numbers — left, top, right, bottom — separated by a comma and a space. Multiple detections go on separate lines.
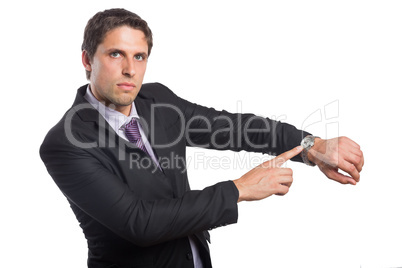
134, 54, 145, 61
110, 51, 121, 58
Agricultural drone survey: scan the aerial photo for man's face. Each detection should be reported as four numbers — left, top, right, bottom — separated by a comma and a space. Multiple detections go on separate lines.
85, 26, 148, 115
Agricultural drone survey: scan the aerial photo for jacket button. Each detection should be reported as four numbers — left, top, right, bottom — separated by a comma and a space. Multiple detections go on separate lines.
186, 252, 193, 261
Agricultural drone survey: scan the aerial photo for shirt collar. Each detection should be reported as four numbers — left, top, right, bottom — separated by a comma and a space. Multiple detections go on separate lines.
84, 85, 140, 132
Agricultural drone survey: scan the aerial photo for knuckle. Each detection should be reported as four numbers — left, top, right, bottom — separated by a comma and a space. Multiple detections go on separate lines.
356, 143, 361, 150
338, 137, 345, 145
350, 164, 359, 176
353, 155, 361, 164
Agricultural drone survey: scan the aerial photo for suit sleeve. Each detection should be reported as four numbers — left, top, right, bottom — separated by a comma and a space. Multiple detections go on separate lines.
154, 83, 310, 162
40, 134, 238, 247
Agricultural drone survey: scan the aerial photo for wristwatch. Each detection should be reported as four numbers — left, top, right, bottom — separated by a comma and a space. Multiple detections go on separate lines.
300, 135, 319, 166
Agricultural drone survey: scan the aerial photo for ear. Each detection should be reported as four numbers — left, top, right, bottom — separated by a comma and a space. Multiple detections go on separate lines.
82, 50, 92, 71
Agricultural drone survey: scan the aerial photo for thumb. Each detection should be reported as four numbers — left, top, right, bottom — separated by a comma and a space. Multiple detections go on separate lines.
270, 146, 303, 168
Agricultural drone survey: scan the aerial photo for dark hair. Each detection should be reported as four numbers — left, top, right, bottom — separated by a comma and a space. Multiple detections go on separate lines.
81, 8, 153, 80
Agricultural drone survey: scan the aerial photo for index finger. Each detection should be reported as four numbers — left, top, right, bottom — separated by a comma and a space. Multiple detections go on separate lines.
271, 146, 303, 168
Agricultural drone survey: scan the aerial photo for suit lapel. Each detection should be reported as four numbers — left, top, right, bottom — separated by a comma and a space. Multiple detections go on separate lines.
134, 96, 172, 175
135, 94, 184, 197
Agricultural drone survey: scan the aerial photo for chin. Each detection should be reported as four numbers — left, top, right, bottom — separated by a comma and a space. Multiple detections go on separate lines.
115, 95, 136, 106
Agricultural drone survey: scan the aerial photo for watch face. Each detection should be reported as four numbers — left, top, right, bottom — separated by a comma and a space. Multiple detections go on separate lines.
301, 136, 314, 149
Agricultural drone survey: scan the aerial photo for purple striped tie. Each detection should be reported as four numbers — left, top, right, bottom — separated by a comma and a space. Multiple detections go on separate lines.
125, 118, 149, 155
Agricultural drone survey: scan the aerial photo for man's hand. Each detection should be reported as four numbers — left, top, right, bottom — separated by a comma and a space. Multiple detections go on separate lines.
233, 146, 303, 202
308, 137, 364, 185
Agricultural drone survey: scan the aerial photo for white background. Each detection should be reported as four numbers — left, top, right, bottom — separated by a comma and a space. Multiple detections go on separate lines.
1, 1, 401, 267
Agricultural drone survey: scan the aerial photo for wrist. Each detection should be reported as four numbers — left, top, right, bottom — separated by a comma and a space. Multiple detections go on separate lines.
233, 179, 245, 203
307, 137, 323, 164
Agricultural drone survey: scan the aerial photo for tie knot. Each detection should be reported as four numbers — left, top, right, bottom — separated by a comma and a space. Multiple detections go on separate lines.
125, 118, 141, 142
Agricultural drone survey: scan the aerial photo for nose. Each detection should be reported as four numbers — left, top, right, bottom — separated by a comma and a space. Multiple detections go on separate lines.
122, 58, 136, 77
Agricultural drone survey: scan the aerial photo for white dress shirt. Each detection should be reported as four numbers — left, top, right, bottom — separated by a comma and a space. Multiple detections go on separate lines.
84, 86, 203, 268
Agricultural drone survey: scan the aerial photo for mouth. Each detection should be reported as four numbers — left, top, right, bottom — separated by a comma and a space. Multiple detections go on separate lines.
117, 82, 136, 90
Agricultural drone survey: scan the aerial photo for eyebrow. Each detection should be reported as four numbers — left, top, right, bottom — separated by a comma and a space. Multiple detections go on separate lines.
105, 48, 148, 58
105, 48, 122, 53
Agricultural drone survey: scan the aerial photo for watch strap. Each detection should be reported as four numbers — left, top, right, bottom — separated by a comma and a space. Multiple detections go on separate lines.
301, 135, 319, 166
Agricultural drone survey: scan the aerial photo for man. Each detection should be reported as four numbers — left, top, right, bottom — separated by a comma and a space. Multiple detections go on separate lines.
40, 8, 364, 268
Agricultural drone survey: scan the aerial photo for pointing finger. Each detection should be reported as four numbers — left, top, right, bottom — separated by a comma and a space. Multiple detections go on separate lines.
271, 146, 303, 168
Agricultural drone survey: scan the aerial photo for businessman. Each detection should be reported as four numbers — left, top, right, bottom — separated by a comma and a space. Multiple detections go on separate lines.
40, 8, 364, 268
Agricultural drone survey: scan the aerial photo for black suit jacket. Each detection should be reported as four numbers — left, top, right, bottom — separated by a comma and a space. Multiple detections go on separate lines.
40, 83, 309, 268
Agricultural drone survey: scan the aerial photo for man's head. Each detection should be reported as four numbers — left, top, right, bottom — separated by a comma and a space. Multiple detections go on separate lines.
82, 8, 153, 80
81, 9, 153, 116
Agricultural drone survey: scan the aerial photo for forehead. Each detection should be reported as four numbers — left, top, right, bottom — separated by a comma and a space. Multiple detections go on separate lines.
99, 25, 148, 52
